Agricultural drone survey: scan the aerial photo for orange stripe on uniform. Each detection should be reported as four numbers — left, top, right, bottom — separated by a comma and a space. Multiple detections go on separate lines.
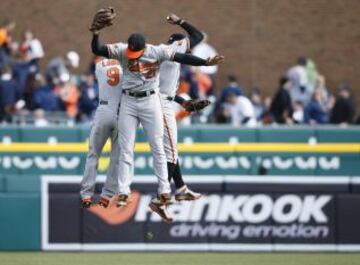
163, 113, 176, 164
158, 93, 176, 164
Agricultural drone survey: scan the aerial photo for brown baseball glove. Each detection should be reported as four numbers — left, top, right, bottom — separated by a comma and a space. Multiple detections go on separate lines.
89, 7, 117, 32
182, 99, 211, 112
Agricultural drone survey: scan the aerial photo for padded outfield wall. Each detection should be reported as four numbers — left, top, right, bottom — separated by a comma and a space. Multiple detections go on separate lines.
1, 126, 360, 176
0, 125, 360, 250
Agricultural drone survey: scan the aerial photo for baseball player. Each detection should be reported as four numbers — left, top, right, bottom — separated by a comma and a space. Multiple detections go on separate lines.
80, 58, 123, 209
89, 7, 224, 222
159, 14, 209, 202
121, 15, 212, 206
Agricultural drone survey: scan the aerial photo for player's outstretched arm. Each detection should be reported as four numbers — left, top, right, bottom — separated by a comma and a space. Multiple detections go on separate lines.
89, 7, 116, 58
173, 53, 224, 66
166, 14, 204, 48
91, 33, 109, 58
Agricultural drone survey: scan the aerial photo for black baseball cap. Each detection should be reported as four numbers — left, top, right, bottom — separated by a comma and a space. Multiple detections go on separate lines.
126, 33, 146, 59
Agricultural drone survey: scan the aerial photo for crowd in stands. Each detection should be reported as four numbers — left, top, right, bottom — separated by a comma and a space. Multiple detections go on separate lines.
212, 58, 356, 127
0, 20, 357, 127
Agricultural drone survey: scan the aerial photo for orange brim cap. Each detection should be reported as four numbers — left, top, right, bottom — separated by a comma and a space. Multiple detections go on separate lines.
125, 48, 144, 59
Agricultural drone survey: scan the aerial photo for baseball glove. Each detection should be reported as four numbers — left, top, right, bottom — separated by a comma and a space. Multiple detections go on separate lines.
89, 7, 117, 32
183, 99, 211, 112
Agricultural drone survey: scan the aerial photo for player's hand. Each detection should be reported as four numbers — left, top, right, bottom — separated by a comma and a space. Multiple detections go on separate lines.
206, 55, 225, 66
166, 14, 182, 25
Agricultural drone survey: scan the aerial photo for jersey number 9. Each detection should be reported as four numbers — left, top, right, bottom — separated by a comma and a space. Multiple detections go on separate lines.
106, 67, 120, 86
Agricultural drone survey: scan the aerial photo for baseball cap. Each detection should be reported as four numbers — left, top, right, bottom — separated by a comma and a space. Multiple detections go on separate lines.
126, 33, 146, 59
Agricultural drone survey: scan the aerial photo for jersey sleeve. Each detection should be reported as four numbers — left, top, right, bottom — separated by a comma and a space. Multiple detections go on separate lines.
184, 37, 191, 53
172, 39, 189, 54
94, 61, 101, 80
106, 42, 126, 61
153, 44, 175, 62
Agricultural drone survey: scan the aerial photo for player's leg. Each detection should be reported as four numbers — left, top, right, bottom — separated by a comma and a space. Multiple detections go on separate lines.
98, 125, 120, 208
161, 97, 179, 182
117, 96, 139, 207
161, 99, 179, 207
80, 111, 111, 207
162, 99, 201, 201
139, 94, 171, 202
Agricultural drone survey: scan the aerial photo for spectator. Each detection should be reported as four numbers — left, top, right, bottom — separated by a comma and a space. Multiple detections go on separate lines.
45, 50, 80, 86
222, 93, 257, 127
180, 66, 199, 99
314, 75, 332, 110
0, 20, 16, 68
192, 33, 218, 93
260, 96, 273, 124
250, 88, 265, 121
12, 60, 34, 100
218, 75, 243, 105
287, 57, 310, 104
23, 73, 37, 110
33, 109, 49, 127
306, 59, 319, 94
292, 101, 304, 124
192, 33, 218, 76
32, 75, 62, 111
78, 74, 98, 121
304, 89, 328, 124
330, 83, 355, 125
194, 69, 213, 98
270, 76, 293, 124
0, 64, 18, 121
20, 29, 44, 70
54, 81, 80, 118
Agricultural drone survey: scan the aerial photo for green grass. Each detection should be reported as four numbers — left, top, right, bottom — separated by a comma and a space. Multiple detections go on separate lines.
0, 252, 359, 265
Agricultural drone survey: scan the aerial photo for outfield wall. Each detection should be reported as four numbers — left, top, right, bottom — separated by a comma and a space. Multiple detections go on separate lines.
1, 126, 360, 176
1, 175, 360, 251
1, 126, 360, 250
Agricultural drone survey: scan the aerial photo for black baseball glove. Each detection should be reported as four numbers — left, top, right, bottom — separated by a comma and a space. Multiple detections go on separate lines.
182, 99, 211, 112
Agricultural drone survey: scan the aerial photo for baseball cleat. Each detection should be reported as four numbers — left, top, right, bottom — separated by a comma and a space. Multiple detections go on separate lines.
116, 194, 129, 207
126, 193, 133, 203
175, 185, 202, 201
98, 196, 111, 208
149, 201, 174, 223
151, 196, 176, 205
159, 193, 172, 205
81, 197, 92, 208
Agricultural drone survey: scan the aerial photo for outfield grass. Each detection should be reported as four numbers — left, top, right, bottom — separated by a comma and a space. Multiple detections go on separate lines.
1, 252, 360, 265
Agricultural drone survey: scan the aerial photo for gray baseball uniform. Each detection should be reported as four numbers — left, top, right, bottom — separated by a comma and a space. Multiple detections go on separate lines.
107, 42, 174, 195
80, 59, 123, 199
159, 39, 189, 163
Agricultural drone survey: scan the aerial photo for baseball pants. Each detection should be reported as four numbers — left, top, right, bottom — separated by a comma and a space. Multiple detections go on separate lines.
160, 95, 178, 164
117, 92, 171, 195
80, 106, 120, 199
